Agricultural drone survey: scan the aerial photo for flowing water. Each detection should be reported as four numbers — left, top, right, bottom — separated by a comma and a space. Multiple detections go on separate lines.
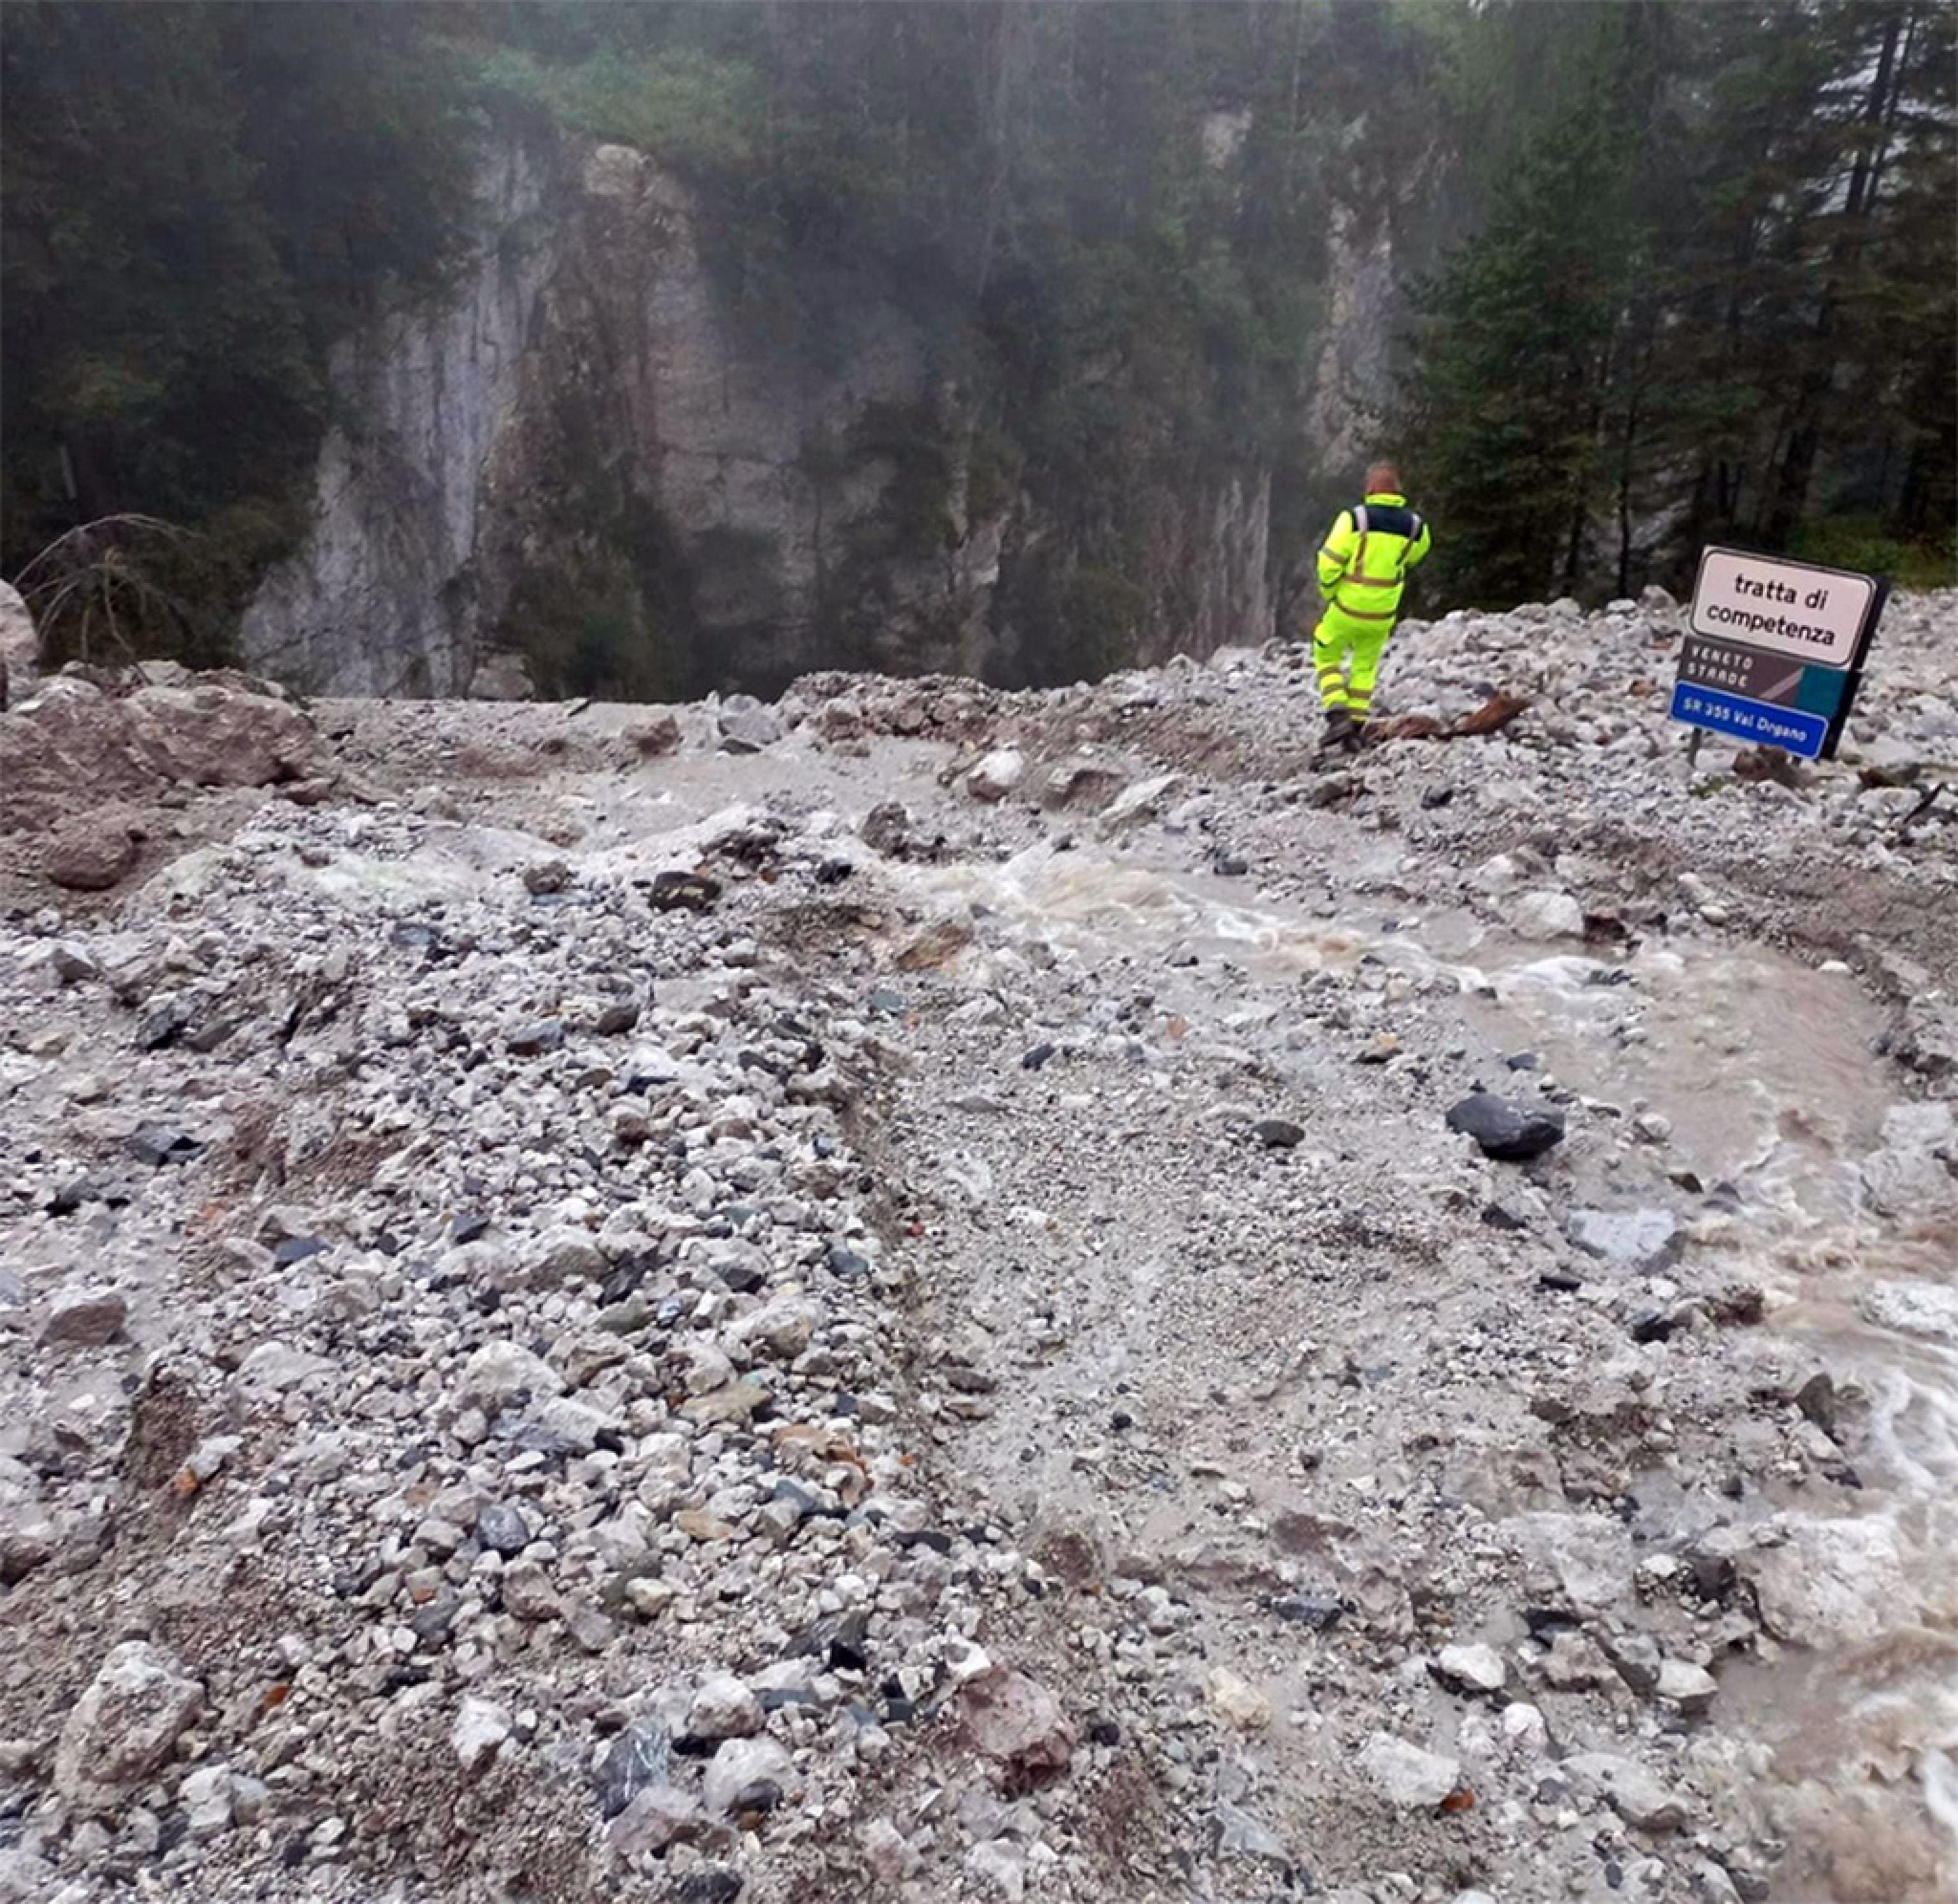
900, 840, 1958, 1898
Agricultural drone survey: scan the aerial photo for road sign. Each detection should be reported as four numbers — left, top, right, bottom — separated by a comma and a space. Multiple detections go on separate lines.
1669, 682, 1829, 757
1688, 549, 1876, 667
1672, 548, 1885, 761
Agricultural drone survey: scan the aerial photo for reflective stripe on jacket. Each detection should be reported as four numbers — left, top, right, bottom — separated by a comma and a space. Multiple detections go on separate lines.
1314, 491, 1432, 623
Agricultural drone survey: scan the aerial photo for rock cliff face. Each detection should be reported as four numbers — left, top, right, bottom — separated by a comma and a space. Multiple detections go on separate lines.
242, 127, 1402, 700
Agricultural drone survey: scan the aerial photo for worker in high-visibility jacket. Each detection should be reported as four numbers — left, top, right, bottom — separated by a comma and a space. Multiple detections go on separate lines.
1309, 463, 1432, 746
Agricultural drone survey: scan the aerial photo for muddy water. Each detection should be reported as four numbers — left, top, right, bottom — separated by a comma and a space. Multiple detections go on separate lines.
897, 844, 1958, 1898
1453, 934, 1958, 1898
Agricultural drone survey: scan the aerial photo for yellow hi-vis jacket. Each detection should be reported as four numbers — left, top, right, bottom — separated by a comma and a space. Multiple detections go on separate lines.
1315, 491, 1432, 624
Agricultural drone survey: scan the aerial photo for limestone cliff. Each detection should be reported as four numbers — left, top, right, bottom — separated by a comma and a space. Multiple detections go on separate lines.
242, 126, 1408, 700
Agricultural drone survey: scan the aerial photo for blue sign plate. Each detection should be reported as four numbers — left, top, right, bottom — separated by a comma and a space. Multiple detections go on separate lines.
1669, 681, 1829, 759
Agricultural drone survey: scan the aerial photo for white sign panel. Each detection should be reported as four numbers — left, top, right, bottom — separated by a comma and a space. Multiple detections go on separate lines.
1688, 549, 1875, 669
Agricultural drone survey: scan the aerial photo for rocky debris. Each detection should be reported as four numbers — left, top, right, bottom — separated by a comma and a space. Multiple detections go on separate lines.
53, 1643, 202, 1814
0, 673, 323, 830
0, 586, 1953, 1903
1446, 1092, 1566, 1160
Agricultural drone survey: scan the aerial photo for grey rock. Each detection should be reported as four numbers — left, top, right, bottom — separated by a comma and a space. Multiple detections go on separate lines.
966, 748, 1025, 803
1562, 1752, 1688, 1832
1252, 1117, 1305, 1150
500, 1559, 562, 1621
1359, 1731, 1461, 1808
703, 1736, 794, 1815
38, 1287, 127, 1349
607, 1782, 700, 1856
1567, 1208, 1681, 1269
1446, 1093, 1565, 1161
52, 943, 101, 984
718, 704, 782, 753
595, 1719, 672, 1819
1858, 1277, 1958, 1346
1215, 1801, 1290, 1864
125, 1123, 202, 1167
460, 1340, 564, 1410
0, 1849, 57, 1902
686, 1674, 763, 1741
451, 1696, 511, 1772
1656, 1658, 1718, 1714
1435, 1641, 1507, 1693
475, 1501, 530, 1555
507, 1017, 566, 1056
54, 1641, 202, 1813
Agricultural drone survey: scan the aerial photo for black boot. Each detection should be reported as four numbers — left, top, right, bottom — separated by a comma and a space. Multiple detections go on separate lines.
1322, 707, 1355, 747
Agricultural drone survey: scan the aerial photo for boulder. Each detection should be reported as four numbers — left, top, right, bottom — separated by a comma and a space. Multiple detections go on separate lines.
43, 810, 140, 891
0, 674, 323, 828
0, 581, 39, 709
702, 1736, 794, 1815
966, 748, 1026, 803
38, 1287, 127, 1348
961, 1668, 1074, 1785
54, 1641, 202, 1812
1508, 889, 1586, 940
1567, 1208, 1681, 1269
126, 682, 319, 786
1562, 1752, 1687, 1832
1741, 1515, 1909, 1646
1359, 1731, 1461, 1808
1446, 1093, 1565, 1161
469, 651, 535, 700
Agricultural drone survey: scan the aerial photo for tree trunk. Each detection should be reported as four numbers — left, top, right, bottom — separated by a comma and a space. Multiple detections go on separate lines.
1763, 9, 1904, 545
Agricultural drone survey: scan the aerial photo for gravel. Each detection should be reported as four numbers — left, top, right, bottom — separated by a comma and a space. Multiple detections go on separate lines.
3, 585, 1955, 1902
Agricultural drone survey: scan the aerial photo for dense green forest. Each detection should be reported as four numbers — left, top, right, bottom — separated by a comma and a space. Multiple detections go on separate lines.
1, 1, 1952, 675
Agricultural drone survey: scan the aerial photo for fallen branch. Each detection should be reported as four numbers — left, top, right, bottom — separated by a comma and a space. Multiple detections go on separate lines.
1368, 691, 1532, 744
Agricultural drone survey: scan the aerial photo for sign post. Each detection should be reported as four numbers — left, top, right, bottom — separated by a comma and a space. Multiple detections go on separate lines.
1670, 547, 1887, 762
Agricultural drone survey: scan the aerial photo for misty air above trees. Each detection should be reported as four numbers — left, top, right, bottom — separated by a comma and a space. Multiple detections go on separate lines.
1, 0, 1952, 685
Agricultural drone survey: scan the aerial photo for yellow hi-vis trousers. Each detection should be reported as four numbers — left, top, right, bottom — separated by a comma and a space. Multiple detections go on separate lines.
1311, 602, 1393, 718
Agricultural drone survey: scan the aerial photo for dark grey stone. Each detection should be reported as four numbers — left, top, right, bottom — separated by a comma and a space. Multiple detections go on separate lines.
1445, 1093, 1565, 1161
